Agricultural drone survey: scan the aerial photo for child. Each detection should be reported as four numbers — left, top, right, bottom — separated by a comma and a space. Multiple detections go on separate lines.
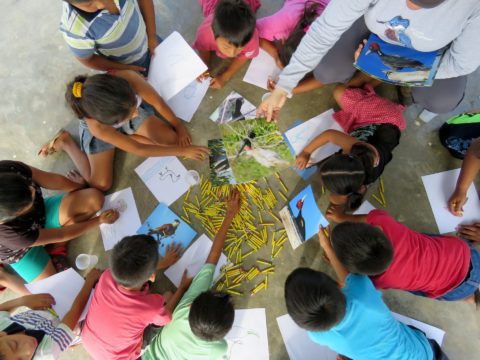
284, 227, 447, 360
60, 0, 158, 72
257, 0, 329, 94
295, 81, 404, 211
81, 235, 188, 360
143, 190, 241, 360
38, 71, 209, 191
325, 208, 480, 305
0, 269, 101, 359
0, 160, 117, 289
193, 0, 260, 89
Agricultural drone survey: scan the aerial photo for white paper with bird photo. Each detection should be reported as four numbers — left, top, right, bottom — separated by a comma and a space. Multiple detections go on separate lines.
210, 91, 257, 124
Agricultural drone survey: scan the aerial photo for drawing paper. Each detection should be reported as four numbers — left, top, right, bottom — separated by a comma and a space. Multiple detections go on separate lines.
225, 308, 269, 360
208, 139, 236, 186
137, 203, 197, 257
219, 119, 294, 183
166, 78, 211, 122
355, 34, 443, 87
135, 156, 189, 205
210, 91, 256, 124
284, 109, 343, 165
283, 120, 317, 180
26, 269, 86, 319
148, 31, 207, 100
280, 185, 328, 249
392, 312, 445, 345
353, 201, 376, 215
421, 168, 480, 233
100, 188, 141, 251
165, 234, 229, 287
243, 48, 281, 90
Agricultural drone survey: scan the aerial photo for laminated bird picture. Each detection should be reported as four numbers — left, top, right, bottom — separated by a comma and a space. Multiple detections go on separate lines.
136, 203, 197, 256
279, 185, 328, 249
217, 119, 294, 183
354, 34, 444, 87
208, 139, 236, 186
210, 91, 257, 124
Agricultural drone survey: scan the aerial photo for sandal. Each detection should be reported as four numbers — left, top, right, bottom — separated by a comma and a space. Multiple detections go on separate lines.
37, 129, 66, 156
47, 245, 71, 273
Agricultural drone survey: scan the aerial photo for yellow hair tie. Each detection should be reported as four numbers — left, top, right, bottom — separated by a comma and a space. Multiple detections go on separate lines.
72, 82, 83, 98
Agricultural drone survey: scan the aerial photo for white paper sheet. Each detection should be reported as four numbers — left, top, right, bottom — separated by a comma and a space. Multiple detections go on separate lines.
354, 201, 376, 215
135, 156, 189, 205
284, 109, 344, 164
421, 168, 480, 233
148, 31, 207, 101
226, 308, 269, 360
100, 188, 141, 251
164, 234, 229, 287
166, 78, 211, 122
243, 49, 281, 90
277, 312, 446, 360
26, 269, 85, 319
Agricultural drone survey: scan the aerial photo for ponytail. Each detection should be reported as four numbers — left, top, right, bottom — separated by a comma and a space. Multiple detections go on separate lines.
65, 75, 88, 119
349, 143, 376, 183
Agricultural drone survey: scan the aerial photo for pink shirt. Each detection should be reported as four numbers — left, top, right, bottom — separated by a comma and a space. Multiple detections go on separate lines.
82, 270, 172, 360
367, 210, 471, 298
257, 0, 329, 42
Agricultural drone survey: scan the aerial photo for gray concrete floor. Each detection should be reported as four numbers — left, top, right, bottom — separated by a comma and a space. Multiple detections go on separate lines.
1, 0, 480, 359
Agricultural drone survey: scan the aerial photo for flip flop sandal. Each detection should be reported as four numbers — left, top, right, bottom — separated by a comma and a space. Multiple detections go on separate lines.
37, 129, 66, 156
50, 254, 71, 273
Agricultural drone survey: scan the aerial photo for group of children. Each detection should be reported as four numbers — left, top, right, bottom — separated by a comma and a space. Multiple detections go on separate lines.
0, 0, 479, 358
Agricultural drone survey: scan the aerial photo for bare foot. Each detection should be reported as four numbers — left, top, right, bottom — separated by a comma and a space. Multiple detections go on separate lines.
66, 169, 87, 187
38, 130, 71, 157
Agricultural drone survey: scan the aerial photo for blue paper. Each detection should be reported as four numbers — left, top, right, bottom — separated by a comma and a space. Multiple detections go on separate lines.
137, 203, 197, 256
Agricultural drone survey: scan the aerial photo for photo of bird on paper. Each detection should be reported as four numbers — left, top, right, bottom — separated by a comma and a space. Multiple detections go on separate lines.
218, 119, 294, 183
355, 34, 444, 87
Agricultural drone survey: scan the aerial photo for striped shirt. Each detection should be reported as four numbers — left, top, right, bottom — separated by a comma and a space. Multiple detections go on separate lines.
59, 0, 148, 65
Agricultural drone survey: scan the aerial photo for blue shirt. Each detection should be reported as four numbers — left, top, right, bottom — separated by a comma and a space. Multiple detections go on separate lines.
308, 275, 433, 360
59, 0, 148, 65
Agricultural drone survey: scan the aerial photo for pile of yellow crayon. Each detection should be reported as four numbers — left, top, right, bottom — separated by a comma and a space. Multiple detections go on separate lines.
371, 177, 387, 207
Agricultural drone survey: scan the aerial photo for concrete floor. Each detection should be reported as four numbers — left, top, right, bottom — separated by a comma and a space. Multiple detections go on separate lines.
1, 0, 480, 359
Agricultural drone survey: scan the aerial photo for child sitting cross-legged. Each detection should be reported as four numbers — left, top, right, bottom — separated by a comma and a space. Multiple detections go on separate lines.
81, 236, 188, 360
142, 190, 241, 360
325, 208, 480, 306
284, 227, 448, 360
0, 269, 101, 359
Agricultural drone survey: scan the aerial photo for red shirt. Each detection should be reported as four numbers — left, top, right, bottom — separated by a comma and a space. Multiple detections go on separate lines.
82, 270, 172, 360
367, 210, 470, 298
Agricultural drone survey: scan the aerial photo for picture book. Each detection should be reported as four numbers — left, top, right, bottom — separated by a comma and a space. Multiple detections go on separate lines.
210, 91, 257, 124
137, 203, 197, 257
208, 139, 237, 186
217, 119, 294, 183
354, 34, 444, 87
279, 185, 328, 249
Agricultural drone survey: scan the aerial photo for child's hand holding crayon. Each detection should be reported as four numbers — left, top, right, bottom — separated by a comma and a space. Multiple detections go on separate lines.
295, 151, 311, 170
99, 209, 120, 224
317, 225, 331, 250
448, 188, 468, 216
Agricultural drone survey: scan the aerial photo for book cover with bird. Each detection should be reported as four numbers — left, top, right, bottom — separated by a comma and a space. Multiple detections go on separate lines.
354, 34, 444, 87
279, 185, 328, 249
217, 119, 294, 183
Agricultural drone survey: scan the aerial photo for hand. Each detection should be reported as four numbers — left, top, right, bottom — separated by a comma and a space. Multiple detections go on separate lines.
148, 35, 159, 56
21, 294, 56, 310
457, 223, 480, 242
354, 39, 367, 62
225, 189, 241, 218
85, 268, 103, 285
180, 145, 210, 161
267, 78, 277, 92
160, 243, 184, 268
257, 88, 287, 122
196, 72, 210, 83
295, 151, 311, 170
318, 225, 332, 250
326, 204, 346, 223
175, 123, 192, 147
66, 169, 87, 189
448, 188, 467, 216
126, 64, 147, 73
210, 75, 226, 90
99, 209, 120, 224
179, 269, 193, 290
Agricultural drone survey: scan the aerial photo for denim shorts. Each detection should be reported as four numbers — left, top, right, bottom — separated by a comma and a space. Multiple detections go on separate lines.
79, 105, 154, 155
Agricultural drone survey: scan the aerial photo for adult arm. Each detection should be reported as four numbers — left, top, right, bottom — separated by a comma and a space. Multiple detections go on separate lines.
448, 139, 480, 215
318, 226, 349, 282
30, 167, 83, 192
138, 0, 158, 55
62, 269, 102, 330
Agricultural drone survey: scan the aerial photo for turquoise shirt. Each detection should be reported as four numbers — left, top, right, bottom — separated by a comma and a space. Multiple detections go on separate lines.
309, 275, 433, 360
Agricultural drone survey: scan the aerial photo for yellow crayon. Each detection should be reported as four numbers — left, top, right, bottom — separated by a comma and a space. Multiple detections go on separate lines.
227, 289, 243, 296
380, 177, 385, 194
273, 245, 283, 258
371, 193, 384, 207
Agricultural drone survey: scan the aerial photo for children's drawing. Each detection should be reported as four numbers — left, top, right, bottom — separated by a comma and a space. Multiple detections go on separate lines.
227, 326, 261, 359
218, 119, 294, 183
210, 91, 257, 124
208, 139, 236, 186
166, 78, 211, 122
111, 198, 128, 213
137, 203, 197, 257
135, 156, 189, 205
280, 185, 328, 249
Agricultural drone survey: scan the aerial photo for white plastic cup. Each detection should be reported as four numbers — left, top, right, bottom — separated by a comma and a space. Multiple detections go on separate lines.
185, 170, 200, 186
75, 254, 98, 271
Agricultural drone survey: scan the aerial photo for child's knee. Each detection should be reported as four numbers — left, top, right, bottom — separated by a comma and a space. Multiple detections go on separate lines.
85, 188, 105, 211
90, 179, 113, 193
166, 129, 179, 145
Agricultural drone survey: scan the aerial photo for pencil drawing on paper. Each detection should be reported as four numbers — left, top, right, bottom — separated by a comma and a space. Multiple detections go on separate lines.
159, 166, 181, 183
